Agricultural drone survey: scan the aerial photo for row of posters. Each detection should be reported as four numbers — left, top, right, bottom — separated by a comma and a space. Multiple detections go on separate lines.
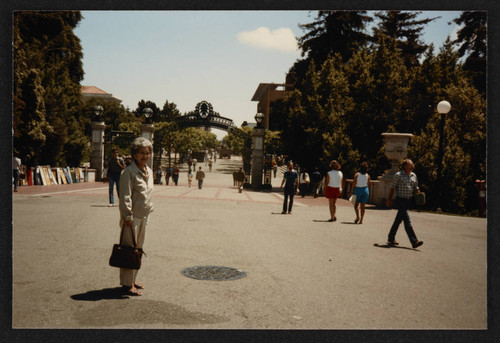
26, 166, 87, 186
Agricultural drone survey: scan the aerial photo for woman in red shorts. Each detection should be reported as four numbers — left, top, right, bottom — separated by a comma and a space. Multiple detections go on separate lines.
324, 160, 343, 222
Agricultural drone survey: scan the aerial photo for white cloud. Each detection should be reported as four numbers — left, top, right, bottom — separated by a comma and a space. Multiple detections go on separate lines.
237, 27, 298, 52
450, 24, 461, 42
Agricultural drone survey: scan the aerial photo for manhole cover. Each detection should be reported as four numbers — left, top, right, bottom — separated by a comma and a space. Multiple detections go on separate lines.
181, 266, 247, 281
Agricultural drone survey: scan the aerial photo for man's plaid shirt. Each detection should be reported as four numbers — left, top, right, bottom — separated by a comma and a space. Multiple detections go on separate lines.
391, 171, 419, 199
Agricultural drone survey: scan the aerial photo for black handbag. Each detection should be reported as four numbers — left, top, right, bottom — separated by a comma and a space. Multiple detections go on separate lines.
109, 225, 145, 270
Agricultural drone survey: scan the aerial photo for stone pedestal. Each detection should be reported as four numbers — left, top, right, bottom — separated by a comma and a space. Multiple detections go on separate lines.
374, 133, 413, 207
141, 123, 154, 169
251, 128, 265, 188
90, 121, 106, 181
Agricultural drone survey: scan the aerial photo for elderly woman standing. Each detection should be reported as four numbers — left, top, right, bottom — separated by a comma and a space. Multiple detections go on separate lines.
118, 137, 154, 296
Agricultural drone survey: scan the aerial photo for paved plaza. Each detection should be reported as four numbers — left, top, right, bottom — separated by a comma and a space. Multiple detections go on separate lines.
12, 157, 487, 329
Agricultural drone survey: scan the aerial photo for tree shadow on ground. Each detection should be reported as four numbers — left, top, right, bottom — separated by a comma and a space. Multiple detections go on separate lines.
70, 287, 131, 301
373, 243, 419, 251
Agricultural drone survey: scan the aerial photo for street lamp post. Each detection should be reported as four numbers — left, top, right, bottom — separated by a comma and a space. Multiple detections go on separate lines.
141, 107, 154, 169
90, 105, 105, 181
251, 113, 265, 188
436, 100, 451, 212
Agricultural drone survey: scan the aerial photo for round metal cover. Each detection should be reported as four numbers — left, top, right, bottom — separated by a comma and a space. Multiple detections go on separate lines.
181, 265, 247, 281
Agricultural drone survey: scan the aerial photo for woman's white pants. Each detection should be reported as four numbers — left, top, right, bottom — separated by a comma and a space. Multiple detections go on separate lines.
119, 216, 148, 287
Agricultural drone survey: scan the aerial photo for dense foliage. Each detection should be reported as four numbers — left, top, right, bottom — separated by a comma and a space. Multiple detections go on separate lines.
14, 11, 85, 167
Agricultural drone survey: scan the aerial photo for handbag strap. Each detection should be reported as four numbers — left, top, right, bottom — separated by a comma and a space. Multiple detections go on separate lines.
119, 223, 137, 247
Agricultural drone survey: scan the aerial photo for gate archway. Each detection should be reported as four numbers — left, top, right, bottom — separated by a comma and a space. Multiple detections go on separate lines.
175, 101, 236, 131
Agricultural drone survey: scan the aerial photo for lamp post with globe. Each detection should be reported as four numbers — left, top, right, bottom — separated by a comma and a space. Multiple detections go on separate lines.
436, 100, 451, 212
90, 105, 105, 180
141, 107, 154, 169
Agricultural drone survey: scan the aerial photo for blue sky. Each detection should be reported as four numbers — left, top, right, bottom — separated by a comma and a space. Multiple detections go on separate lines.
74, 10, 463, 139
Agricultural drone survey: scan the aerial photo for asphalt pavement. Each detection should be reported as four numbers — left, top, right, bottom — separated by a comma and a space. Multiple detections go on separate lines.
12, 156, 487, 329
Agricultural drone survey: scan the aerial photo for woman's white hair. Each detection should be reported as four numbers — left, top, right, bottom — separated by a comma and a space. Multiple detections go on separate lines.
130, 137, 153, 156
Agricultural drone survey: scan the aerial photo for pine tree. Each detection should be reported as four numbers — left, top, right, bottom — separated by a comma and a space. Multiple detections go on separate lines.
345, 37, 410, 177
452, 11, 487, 96
373, 11, 439, 68
287, 11, 372, 87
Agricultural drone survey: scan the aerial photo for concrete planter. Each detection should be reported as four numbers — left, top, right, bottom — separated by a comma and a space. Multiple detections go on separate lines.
372, 133, 413, 207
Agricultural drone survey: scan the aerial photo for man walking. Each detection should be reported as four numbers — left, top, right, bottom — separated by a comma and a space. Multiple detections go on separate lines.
280, 162, 299, 214
196, 166, 205, 189
386, 159, 424, 248
108, 149, 125, 206
235, 167, 245, 193
311, 167, 322, 198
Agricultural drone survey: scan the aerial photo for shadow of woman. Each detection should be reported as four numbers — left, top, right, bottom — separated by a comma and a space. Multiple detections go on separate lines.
70, 287, 130, 301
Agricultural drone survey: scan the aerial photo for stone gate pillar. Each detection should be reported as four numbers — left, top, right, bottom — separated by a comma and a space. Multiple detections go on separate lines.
251, 127, 265, 188
90, 121, 106, 181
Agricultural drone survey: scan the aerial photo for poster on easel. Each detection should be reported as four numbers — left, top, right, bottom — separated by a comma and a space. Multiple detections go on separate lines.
47, 167, 58, 185
73, 168, 80, 183
34, 166, 41, 185
56, 168, 62, 184
57, 168, 67, 184
79, 168, 85, 182
64, 167, 73, 184
39, 166, 48, 185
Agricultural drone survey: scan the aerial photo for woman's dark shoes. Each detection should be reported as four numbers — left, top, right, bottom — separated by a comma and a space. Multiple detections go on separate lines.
354, 218, 359, 224
387, 240, 399, 245
412, 241, 424, 249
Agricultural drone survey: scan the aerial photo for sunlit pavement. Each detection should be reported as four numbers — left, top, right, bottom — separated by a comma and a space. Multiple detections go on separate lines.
12, 156, 486, 329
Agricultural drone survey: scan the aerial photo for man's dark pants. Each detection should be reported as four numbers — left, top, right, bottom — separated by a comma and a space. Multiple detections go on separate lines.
388, 197, 418, 243
109, 173, 120, 204
283, 188, 295, 213
13, 169, 19, 190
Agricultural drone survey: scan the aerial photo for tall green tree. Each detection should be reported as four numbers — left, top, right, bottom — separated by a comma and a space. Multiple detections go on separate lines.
345, 37, 410, 177
373, 11, 439, 68
452, 11, 487, 95
282, 56, 359, 176
13, 11, 84, 167
161, 100, 182, 122
288, 10, 373, 87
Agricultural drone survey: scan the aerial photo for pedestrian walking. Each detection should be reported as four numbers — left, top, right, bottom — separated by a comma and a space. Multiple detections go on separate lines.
154, 167, 162, 185
272, 158, 278, 178
172, 165, 180, 185
280, 162, 299, 214
118, 137, 154, 296
13, 152, 22, 192
351, 162, 371, 224
187, 168, 193, 188
196, 166, 205, 189
192, 159, 197, 171
311, 167, 322, 198
209, 159, 213, 172
299, 168, 310, 198
164, 167, 171, 185
235, 167, 245, 193
108, 149, 126, 206
386, 159, 424, 248
324, 160, 343, 222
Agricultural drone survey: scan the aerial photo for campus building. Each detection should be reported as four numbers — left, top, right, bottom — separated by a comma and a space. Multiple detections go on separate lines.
81, 85, 122, 104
